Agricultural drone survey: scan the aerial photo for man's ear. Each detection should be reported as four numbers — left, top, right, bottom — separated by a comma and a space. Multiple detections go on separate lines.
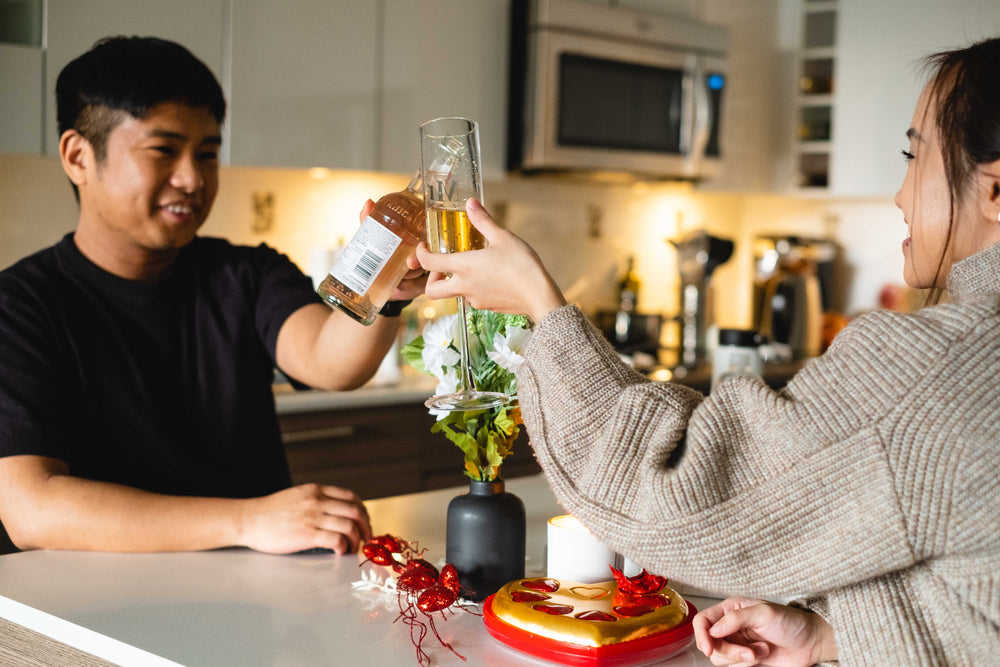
59, 130, 92, 188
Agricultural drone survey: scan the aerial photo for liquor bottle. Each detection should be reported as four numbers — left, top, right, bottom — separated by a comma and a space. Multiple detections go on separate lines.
617, 256, 640, 313
317, 171, 425, 325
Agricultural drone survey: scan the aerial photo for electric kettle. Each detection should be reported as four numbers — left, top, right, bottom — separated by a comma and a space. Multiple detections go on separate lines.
759, 267, 822, 359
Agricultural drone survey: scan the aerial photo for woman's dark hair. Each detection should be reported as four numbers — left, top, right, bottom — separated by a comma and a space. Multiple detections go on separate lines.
919, 36, 1000, 299
56, 36, 226, 163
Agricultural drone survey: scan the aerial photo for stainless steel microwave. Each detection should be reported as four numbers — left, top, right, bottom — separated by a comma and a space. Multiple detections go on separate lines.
507, 0, 728, 180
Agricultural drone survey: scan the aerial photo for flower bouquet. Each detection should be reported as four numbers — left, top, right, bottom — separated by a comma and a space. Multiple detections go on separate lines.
401, 308, 533, 481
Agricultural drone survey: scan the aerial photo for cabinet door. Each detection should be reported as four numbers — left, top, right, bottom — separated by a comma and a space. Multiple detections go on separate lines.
381, 0, 509, 179
0, 44, 43, 154
228, 0, 378, 169
831, 0, 1000, 196
44, 0, 226, 156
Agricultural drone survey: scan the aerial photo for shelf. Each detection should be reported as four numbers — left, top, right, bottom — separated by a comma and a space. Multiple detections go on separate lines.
801, 46, 836, 60
797, 94, 834, 106
796, 141, 832, 153
791, 0, 838, 192
803, 0, 839, 13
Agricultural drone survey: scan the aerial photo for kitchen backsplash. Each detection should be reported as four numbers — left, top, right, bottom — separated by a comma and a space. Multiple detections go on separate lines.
0, 153, 903, 329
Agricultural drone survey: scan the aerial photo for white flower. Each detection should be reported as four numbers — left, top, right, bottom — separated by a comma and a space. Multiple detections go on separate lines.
421, 314, 461, 379
487, 325, 532, 372
427, 370, 462, 420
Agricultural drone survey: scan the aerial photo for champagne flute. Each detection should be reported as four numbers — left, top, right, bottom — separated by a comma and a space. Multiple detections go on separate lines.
420, 117, 508, 411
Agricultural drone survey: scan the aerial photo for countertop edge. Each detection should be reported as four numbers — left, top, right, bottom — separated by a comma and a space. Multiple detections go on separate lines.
0, 594, 182, 667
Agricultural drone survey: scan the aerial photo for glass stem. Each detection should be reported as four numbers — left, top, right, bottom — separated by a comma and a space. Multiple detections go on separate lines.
456, 296, 477, 394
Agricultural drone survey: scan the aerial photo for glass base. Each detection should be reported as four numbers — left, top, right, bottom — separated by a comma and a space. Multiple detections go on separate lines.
425, 391, 509, 412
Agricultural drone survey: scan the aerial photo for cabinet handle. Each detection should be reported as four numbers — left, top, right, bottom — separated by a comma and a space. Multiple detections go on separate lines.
281, 425, 356, 444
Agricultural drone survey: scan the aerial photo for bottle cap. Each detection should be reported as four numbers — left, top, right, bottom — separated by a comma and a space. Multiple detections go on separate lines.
718, 328, 761, 347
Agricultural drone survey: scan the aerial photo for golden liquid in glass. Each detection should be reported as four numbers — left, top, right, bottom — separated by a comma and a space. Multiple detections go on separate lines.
427, 206, 486, 253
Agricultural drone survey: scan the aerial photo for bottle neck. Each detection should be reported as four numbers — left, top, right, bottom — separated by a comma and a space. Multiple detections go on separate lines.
405, 170, 423, 197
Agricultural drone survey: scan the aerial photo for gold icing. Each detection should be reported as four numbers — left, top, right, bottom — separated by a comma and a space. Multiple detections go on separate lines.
491, 578, 688, 647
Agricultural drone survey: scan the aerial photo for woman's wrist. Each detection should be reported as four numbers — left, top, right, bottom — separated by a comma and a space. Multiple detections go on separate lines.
810, 612, 838, 663
527, 277, 567, 323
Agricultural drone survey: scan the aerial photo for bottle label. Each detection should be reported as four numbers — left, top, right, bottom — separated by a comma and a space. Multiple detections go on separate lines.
329, 216, 403, 295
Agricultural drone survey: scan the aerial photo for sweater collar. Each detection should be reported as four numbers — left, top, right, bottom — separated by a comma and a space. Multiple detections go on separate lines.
947, 241, 1000, 302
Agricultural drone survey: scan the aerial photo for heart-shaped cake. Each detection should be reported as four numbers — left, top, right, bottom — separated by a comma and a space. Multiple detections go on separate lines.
484, 576, 695, 665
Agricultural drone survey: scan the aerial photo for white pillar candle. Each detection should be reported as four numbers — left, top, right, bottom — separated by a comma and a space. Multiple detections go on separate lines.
546, 515, 619, 584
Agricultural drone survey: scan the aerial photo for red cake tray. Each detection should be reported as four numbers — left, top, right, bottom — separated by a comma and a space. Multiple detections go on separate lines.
483, 594, 696, 666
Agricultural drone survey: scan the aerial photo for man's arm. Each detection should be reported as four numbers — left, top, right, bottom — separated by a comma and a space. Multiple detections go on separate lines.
274, 303, 401, 391
275, 199, 428, 391
0, 455, 370, 553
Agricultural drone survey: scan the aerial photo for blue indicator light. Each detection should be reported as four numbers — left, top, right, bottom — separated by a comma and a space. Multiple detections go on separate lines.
708, 73, 725, 91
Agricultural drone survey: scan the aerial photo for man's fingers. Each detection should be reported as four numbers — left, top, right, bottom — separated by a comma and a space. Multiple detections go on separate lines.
358, 199, 375, 224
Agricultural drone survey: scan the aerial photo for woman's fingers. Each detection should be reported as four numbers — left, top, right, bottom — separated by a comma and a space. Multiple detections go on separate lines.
466, 198, 502, 241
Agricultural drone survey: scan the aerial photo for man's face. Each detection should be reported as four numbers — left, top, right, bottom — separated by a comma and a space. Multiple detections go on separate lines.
80, 102, 221, 256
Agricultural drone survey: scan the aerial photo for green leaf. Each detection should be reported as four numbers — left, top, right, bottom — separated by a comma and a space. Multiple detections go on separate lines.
400, 337, 427, 374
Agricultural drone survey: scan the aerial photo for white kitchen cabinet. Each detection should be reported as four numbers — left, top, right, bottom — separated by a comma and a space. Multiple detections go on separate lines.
380, 0, 510, 178
44, 0, 226, 156
227, 0, 379, 169
776, 0, 999, 197
0, 44, 43, 154
826, 0, 999, 197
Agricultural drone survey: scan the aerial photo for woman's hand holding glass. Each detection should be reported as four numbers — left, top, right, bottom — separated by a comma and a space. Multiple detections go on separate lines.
416, 198, 566, 324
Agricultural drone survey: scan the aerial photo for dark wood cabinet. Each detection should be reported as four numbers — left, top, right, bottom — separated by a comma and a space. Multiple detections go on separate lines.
278, 402, 541, 501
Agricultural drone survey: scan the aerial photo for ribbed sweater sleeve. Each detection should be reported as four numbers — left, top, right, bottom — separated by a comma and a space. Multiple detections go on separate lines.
517, 242, 1000, 666
517, 305, 921, 600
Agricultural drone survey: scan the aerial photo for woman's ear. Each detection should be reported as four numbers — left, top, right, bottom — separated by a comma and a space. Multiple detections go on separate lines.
59, 130, 92, 188
976, 159, 1000, 223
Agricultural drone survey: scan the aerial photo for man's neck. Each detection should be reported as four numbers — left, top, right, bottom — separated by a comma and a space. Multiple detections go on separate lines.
73, 220, 182, 283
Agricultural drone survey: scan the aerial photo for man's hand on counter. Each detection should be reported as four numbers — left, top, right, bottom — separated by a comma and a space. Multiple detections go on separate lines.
237, 483, 372, 555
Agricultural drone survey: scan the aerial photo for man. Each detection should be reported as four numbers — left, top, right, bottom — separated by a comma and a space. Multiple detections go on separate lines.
0, 37, 425, 555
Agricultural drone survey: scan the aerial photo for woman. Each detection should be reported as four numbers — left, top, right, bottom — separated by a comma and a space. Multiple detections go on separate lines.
417, 37, 1000, 666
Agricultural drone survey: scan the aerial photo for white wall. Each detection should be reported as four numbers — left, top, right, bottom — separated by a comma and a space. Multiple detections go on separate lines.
0, 154, 903, 331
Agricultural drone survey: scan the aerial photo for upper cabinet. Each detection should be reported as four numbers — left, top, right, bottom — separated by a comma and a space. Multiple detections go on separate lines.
228, 0, 379, 169
781, 0, 1000, 197
0, 0, 44, 154
380, 0, 510, 179
44, 0, 226, 157
0, 44, 43, 154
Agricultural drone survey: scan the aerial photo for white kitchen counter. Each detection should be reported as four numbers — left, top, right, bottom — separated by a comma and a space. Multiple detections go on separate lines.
273, 373, 438, 414
0, 475, 717, 666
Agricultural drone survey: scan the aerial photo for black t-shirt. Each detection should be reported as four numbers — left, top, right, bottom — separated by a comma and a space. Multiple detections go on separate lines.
0, 234, 322, 498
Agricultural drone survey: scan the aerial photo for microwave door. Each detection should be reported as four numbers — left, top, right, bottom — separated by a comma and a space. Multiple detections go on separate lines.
528, 30, 696, 175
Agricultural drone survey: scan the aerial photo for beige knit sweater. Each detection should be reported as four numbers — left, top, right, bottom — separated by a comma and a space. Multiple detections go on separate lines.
516, 242, 1000, 666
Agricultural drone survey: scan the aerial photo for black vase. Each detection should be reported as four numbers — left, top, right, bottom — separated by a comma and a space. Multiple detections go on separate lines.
445, 478, 526, 602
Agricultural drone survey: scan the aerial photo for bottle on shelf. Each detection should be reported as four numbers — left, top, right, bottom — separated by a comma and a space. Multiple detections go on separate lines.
614, 256, 641, 344
317, 171, 425, 325
617, 255, 641, 313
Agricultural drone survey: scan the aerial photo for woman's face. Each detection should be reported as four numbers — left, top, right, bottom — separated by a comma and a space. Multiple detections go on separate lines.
894, 85, 957, 288
895, 83, 999, 288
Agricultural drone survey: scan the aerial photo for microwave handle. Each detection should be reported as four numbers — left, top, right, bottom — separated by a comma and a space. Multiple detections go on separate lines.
690, 64, 710, 164
680, 58, 697, 156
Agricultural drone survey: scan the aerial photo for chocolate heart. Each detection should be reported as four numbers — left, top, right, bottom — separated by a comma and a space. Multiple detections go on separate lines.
520, 578, 560, 593
568, 585, 611, 600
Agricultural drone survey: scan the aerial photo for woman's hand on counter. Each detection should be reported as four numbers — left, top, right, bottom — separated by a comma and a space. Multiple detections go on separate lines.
693, 597, 837, 666
416, 198, 566, 324
237, 483, 372, 555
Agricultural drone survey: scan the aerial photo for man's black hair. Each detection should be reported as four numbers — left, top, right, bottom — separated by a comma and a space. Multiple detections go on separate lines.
56, 36, 226, 195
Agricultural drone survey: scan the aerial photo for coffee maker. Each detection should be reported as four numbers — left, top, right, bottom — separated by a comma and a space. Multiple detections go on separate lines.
670, 230, 734, 367
752, 236, 839, 360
